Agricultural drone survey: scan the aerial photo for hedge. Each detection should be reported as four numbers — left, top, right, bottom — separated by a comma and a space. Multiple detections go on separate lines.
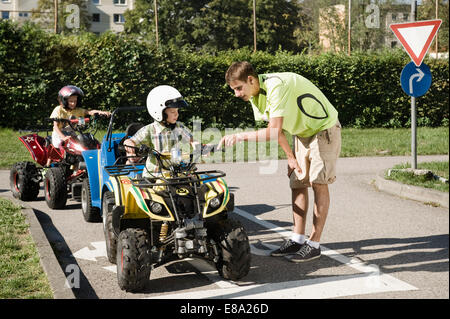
0, 20, 448, 130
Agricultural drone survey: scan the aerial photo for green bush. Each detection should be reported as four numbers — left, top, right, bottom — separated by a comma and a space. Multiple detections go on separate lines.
1, 20, 448, 130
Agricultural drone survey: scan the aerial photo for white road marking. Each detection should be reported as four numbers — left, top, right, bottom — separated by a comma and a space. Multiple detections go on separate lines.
73, 207, 418, 298
72, 241, 107, 262
103, 265, 117, 273
148, 272, 416, 299
185, 258, 238, 289
235, 208, 415, 277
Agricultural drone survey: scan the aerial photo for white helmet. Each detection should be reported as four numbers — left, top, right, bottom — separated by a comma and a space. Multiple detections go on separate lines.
146, 85, 188, 122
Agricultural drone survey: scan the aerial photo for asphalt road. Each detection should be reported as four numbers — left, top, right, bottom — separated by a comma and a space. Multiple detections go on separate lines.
0, 155, 448, 300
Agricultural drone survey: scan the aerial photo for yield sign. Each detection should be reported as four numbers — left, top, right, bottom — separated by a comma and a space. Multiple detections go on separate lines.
390, 20, 442, 67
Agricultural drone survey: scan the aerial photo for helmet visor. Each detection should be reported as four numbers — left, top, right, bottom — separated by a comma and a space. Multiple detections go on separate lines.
165, 97, 188, 109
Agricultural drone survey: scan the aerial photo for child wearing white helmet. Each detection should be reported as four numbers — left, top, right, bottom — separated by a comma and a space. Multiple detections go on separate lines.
124, 85, 199, 175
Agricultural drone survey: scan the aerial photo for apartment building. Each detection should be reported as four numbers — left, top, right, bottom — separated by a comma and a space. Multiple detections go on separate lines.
88, 0, 135, 34
0, 0, 135, 34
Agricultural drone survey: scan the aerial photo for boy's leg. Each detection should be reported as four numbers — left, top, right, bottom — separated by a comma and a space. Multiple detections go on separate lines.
270, 136, 311, 257
292, 187, 308, 236
309, 183, 330, 243
288, 121, 341, 262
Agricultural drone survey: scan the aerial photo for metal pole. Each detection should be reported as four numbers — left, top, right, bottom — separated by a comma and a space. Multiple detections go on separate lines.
348, 0, 351, 55
54, 0, 58, 34
435, 0, 438, 54
411, 96, 417, 169
411, 0, 417, 169
253, 0, 257, 52
154, 0, 159, 48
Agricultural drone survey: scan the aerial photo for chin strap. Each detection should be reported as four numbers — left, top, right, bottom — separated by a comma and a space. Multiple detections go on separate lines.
161, 121, 176, 130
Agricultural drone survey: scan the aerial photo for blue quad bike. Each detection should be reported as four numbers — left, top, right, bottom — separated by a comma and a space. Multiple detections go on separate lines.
81, 106, 251, 292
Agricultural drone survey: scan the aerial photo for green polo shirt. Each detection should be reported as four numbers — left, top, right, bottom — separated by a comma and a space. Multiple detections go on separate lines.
250, 73, 338, 137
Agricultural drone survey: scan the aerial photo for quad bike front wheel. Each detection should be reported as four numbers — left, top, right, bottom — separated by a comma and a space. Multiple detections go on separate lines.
116, 228, 152, 292
208, 217, 251, 281
44, 166, 67, 209
10, 161, 40, 201
81, 178, 101, 222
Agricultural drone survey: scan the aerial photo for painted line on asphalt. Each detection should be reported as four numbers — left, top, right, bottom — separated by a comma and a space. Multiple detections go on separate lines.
234, 207, 415, 277
148, 207, 417, 299
148, 272, 416, 299
72, 207, 418, 298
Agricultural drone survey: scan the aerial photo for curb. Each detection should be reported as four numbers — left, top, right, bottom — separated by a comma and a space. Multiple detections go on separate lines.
0, 194, 76, 299
373, 170, 449, 209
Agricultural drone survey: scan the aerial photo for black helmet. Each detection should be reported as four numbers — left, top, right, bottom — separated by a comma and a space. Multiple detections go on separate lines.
58, 85, 84, 109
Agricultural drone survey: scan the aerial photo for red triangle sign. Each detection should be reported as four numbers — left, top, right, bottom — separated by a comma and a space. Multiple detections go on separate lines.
390, 19, 442, 67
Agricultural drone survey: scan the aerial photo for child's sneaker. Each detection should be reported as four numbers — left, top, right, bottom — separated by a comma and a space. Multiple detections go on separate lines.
287, 243, 321, 262
270, 239, 303, 256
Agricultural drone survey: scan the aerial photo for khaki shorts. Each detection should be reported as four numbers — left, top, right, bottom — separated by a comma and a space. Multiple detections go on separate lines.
289, 120, 341, 189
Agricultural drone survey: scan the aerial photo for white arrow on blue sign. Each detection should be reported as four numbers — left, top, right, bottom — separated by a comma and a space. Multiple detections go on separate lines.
400, 62, 432, 97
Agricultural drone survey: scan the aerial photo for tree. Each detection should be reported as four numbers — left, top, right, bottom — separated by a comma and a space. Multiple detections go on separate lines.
124, 0, 209, 48
124, 0, 308, 53
418, 0, 449, 52
32, 0, 90, 33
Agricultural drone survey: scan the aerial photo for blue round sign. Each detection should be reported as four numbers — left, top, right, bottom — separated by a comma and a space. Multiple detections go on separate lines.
400, 62, 432, 97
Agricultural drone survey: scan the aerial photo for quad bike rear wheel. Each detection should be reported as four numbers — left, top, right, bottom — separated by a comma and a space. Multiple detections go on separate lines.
209, 217, 251, 281
10, 161, 40, 201
116, 228, 152, 292
81, 178, 101, 222
103, 191, 117, 264
44, 166, 67, 209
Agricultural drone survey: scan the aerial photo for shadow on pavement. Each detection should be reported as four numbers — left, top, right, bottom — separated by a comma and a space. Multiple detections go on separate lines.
325, 234, 449, 274
33, 209, 99, 299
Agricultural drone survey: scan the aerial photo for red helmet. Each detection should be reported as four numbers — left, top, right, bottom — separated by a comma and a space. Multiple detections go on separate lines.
58, 85, 84, 109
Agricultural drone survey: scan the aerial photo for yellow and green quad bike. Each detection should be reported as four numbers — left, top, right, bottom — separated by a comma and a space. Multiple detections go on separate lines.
103, 146, 251, 292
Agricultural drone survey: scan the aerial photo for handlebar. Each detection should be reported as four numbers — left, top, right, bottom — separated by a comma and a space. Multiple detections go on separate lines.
49, 117, 90, 124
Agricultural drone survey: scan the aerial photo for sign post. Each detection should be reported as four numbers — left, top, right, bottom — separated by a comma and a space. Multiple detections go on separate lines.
389, 19, 442, 169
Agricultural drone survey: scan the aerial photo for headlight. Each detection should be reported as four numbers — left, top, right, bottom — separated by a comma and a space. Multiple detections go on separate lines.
150, 201, 163, 214
210, 197, 221, 208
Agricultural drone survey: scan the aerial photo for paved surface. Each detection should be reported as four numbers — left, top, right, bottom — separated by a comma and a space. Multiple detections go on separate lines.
0, 154, 448, 300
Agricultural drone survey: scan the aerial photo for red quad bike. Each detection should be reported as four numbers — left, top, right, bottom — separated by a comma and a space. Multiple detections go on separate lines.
10, 116, 102, 214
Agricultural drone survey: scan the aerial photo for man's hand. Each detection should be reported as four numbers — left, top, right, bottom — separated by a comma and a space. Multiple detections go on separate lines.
287, 156, 301, 178
217, 133, 243, 150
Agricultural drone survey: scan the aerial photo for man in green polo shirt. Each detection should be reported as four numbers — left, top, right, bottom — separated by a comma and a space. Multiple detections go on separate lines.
218, 61, 341, 262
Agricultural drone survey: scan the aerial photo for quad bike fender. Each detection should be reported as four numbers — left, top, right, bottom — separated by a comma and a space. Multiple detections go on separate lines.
82, 149, 102, 208
202, 177, 231, 218
108, 176, 174, 222
19, 134, 63, 167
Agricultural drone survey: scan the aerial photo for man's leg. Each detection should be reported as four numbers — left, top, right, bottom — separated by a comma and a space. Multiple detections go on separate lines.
292, 187, 308, 235
309, 183, 330, 243
287, 183, 329, 263
270, 187, 309, 257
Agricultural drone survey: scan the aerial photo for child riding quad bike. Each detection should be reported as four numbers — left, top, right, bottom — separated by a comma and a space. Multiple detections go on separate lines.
105, 143, 251, 292
10, 115, 103, 211
81, 106, 251, 292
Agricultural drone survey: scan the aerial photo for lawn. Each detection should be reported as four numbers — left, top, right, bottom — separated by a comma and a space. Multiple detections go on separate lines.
0, 126, 448, 168
0, 198, 53, 298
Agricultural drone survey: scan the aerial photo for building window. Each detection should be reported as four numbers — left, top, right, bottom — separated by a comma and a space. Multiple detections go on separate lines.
391, 41, 397, 49
92, 0, 100, 4
1, 0, 12, 3
92, 13, 100, 22
113, 0, 126, 5
113, 14, 125, 23
19, 12, 29, 18
1, 11, 10, 19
